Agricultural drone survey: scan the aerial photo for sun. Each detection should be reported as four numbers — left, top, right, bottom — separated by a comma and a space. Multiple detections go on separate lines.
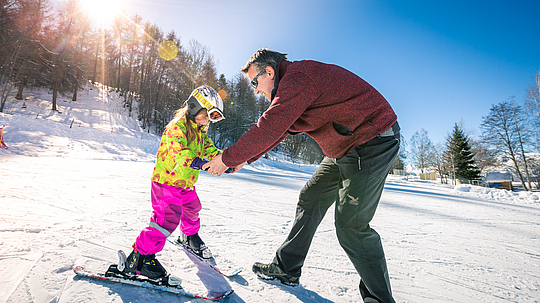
79, 0, 125, 25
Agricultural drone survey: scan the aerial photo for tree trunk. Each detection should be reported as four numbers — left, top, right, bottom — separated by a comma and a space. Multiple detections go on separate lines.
507, 100, 533, 191
0, 83, 14, 113
15, 81, 25, 100
124, 53, 133, 112
507, 148, 528, 191
52, 79, 58, 111
116, 44, 122, 90
513, 117, 532, 191
72, 80, 78, 101
0, 41, 22, 112
92, 27, 102, 83
517, 137, 532, 191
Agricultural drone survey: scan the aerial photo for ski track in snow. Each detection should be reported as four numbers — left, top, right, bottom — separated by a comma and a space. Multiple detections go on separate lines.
1, 85, 539, 302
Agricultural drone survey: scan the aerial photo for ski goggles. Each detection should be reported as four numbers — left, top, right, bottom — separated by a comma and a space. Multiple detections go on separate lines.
208, 107, 224, 122
192, 89, 225, 122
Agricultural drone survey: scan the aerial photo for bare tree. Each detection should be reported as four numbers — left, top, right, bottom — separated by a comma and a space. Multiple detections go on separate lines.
0, 0, 51, 112
410, 128, 434, 173
525, 70, 540, 151
469, 138, 497, 171
508, 97, 533, 190
122, 13, 143, 113
68, 2, 92, 102
523, 71, 540, 190
433, 142, 450, 184
481, 100, 531, 191
43, 0, 92, 110
528, 155, 540, 190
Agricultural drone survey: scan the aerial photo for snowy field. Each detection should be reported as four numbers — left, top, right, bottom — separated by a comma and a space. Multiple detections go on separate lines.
1, 85, 539, 303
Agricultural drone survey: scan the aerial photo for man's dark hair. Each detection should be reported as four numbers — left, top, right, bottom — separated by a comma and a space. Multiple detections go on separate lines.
241, 49, 287, 74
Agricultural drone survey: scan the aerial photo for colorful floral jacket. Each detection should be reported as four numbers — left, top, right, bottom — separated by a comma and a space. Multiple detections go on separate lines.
151, 118, 220, 189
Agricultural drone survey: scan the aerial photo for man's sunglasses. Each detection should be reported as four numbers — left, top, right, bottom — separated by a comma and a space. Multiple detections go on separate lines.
250, 69, 266, 88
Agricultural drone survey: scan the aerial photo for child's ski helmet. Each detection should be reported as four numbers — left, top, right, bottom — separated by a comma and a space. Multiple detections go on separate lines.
186, 85, 225, 122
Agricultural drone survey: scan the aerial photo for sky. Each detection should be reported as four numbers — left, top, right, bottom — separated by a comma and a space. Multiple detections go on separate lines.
65, 0, 540, 145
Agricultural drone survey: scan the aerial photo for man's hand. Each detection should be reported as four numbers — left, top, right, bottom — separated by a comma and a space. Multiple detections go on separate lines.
203, 154, 247, 176
203, 154, 228, 177
231, 161, 247, 173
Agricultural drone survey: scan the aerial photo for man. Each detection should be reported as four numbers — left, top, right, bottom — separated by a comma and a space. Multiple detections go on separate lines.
204, 49, 399, 303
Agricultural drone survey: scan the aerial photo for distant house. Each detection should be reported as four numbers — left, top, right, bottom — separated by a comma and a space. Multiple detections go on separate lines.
420, 173, 436, 181
485, 172, 513, 190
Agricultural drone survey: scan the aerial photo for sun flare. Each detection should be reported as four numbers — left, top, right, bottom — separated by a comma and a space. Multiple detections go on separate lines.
80, 0, 125, 25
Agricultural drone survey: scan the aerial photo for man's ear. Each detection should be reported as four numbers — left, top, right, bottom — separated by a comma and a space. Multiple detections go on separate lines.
266, 66, 275, 80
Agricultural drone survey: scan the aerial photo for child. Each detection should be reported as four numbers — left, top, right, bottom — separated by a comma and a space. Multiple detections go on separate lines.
122, 85, 226, 280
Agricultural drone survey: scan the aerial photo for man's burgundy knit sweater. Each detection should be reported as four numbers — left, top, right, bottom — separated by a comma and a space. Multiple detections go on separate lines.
222, 59, 397, 167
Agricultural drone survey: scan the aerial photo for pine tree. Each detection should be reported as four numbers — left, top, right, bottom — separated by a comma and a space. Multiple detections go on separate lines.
447, 124, 481, 181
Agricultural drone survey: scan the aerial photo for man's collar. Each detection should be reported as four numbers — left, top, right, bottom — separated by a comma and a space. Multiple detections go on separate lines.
270, 59, 289, 101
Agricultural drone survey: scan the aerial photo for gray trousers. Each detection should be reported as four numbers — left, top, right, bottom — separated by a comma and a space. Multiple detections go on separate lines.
273, 124, 399, 303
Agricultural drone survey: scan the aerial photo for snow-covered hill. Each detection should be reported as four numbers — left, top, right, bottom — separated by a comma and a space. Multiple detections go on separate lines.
1, 84, 539, 302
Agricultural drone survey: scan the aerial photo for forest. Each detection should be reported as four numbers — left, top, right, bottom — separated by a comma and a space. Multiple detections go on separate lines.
0, 0, 325, 163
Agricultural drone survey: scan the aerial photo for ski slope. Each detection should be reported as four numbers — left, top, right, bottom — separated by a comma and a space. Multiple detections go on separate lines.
1, 84, 539, 302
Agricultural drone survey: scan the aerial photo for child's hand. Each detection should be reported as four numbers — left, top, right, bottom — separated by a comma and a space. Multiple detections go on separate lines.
192, 156, 232, 174
190, 158, 208, 170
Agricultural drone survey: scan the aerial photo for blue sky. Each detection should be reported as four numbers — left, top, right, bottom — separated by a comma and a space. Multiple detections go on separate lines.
75, 0, 540, 145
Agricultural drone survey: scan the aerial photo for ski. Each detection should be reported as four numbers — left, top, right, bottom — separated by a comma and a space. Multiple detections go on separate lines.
73, 265, 233, 300
167, 238, 242, 277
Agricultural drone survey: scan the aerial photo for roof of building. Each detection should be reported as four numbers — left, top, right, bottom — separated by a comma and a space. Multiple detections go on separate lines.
485, 172, 513, 182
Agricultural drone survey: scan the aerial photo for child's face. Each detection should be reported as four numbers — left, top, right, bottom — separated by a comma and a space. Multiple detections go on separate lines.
194, 110, 209, 127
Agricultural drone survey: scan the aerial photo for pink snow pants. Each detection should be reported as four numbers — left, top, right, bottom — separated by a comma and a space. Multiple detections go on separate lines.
135, 182, 201, 255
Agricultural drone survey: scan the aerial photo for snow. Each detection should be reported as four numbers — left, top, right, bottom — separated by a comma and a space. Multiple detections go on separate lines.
1, 84, 540, 302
